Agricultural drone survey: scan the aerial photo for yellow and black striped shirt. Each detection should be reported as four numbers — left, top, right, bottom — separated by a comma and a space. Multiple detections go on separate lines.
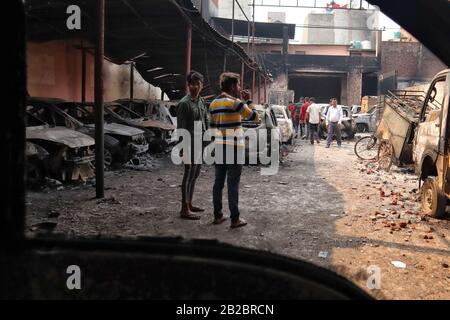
209, 94, 257, 147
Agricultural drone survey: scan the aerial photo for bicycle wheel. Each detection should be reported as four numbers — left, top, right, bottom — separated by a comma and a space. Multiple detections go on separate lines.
354, 136, 378, 160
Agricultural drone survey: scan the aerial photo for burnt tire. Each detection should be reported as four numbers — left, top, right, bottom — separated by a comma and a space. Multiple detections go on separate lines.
421, 177, 447, 218
26, 159, 45, 188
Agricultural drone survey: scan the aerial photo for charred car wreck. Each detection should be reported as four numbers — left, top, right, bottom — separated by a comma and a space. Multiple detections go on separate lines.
111, 99, 176, 152
55, 101, 149, 167
25, 109, 95, 183
26, 98, 149, 169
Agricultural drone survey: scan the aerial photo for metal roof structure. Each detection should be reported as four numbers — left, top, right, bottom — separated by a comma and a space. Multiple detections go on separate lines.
25, 0, 268, 99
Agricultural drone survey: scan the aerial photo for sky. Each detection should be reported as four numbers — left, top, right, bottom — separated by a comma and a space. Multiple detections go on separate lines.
247, 0, 401, 43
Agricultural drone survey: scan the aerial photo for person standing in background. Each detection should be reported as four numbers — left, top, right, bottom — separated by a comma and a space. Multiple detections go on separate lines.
177, 71, 208, 220
325, 98, 343, 148
299, 97, 310, 140
306, 97, 321, 145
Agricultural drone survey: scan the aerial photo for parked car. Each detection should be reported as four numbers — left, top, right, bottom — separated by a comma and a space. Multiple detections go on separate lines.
27, 98, 149, 169
96, 102, 175, 153
353, 107, 378, 133
352, 105, 362, 115
270, 105, 294, 144
242, 104, 281, 163
319, 104, 356, 139
114, 99, 176, 144
25, 108, 95, 182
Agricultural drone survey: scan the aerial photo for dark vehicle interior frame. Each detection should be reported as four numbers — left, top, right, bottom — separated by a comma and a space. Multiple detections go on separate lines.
2, 0, 449, 299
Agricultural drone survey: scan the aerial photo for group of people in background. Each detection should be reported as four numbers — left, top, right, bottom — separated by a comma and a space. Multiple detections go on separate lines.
289, 97, 343, 147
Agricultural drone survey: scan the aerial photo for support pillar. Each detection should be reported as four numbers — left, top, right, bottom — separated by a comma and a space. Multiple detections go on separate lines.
95, 0, 105, 198
347, 69, 363, 106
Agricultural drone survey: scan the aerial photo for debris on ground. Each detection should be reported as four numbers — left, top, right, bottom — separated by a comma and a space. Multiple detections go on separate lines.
97, 197, 122, 205
391, 261, 407, 269
123, 154, 160, 171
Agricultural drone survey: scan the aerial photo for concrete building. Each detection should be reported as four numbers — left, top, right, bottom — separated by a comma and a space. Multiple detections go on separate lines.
304, 10, 378, 49
217, 0, 251, 20
256, 41, 379, 105
381, 41, 447, 89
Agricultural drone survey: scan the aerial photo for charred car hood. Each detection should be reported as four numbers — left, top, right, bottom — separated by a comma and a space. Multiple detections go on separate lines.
86, 123, 144, 137
26, 126, 95, 148
126, 118, 176, 131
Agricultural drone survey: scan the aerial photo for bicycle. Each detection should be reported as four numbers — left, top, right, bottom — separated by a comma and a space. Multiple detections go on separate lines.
354, 134, 393, 171
354, 134, 378, 161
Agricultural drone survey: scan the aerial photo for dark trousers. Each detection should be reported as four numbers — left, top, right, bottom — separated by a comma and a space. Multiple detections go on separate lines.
181, 164, 201, 204
293, 120, 300, 136
213, 164, 243, 222
309, 123, 320, 144
327, 122, 342, 146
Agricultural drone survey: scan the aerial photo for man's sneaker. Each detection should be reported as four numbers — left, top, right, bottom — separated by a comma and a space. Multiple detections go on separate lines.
325, 145, 330, 148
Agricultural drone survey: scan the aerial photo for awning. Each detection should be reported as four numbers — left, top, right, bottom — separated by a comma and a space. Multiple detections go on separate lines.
25, 0, 268, 100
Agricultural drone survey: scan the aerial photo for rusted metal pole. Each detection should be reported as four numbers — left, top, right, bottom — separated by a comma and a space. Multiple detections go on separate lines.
81, 48, 86, 104
252, 0, 255, 59
95, 0, 105, 199
130, 62, 134, 100
185, 23, 192, 94
231, 0, 235, 43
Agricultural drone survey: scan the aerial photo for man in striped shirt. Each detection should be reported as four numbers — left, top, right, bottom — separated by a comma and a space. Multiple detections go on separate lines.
209, 72, 259, 228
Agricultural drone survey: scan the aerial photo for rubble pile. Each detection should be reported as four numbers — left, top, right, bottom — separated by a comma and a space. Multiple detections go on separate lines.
123, 153, 161, 171
354, 159, 448, 244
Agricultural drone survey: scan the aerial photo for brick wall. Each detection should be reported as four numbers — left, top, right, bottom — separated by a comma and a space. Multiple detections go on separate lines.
381, 42, 447, 80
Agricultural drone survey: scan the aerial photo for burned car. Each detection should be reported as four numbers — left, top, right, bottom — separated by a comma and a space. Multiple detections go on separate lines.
242, 104, 281, 163
27, 98, 148, 169
25, 108, 95, 182
319, 104, 356, 139
96, 102, 175, 153
113, 99, 176, 147
55, 101, 149, 167
353, 107, 378, 133
271, 105, 294, 144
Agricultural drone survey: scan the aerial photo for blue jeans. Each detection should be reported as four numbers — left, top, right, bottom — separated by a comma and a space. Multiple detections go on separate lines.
213, 164, 243, 222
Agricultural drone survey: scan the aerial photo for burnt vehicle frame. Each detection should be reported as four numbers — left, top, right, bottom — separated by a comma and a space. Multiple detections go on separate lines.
3, 0, 449, 300
87, 101, 175, 153
24, 107, 95, 182
55, 101, 149, 167
112, 99, 176, 149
